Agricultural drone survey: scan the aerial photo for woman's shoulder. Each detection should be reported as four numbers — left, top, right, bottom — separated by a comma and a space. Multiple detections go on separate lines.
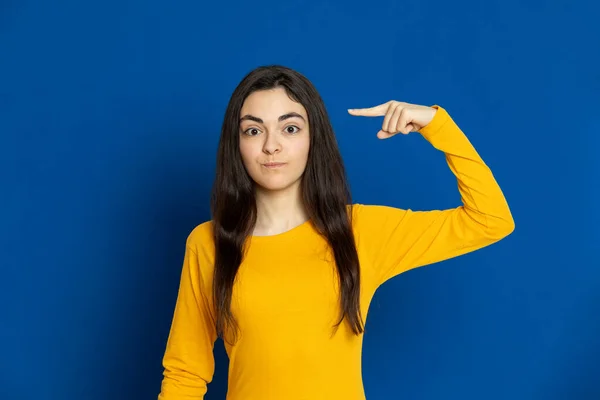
185, 219, 215, 253
347, 202, 412, 237
348, 202, 409, 220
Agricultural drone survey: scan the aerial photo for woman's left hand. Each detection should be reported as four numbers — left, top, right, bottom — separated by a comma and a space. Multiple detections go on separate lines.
348, 101, 437, 139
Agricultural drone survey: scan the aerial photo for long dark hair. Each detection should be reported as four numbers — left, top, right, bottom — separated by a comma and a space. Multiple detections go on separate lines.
210, 65, 364, 343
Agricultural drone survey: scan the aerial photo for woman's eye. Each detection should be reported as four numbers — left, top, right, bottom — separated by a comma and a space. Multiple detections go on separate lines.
285, 126, 300, 134
245, 128, 260, 136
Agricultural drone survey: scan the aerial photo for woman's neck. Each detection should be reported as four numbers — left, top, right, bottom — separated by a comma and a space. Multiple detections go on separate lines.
253, 183, 308, 236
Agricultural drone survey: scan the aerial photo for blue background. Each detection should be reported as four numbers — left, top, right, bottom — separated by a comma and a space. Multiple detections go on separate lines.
2, 1, 599, 399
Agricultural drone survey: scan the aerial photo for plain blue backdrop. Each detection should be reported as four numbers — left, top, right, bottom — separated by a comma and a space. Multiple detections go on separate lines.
2, 1, 599, 399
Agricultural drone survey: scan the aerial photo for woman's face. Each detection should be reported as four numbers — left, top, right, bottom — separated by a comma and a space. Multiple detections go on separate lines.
238, 87, 310, 193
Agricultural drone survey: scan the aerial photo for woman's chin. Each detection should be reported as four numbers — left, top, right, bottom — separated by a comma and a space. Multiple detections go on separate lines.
253, 177, 302, 194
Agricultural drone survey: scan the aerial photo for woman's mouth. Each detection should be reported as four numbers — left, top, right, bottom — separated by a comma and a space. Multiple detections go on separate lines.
263, 162, 286, 169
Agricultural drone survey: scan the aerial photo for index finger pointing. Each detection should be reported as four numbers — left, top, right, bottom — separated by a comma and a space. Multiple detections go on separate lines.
347, 102, 390, 117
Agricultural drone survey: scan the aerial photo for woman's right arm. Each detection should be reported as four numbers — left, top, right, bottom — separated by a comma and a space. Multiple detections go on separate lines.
158, 243, 217, 400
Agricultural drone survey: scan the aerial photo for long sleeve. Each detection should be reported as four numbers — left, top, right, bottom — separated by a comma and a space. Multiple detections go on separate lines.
354, 105, 515, 287
158, 242, 217, 400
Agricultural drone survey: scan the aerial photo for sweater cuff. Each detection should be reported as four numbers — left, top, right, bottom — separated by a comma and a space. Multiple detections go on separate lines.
418, 105, 451, 139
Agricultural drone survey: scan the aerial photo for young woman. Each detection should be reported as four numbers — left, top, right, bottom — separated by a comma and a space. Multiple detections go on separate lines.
157, 65, 514, 400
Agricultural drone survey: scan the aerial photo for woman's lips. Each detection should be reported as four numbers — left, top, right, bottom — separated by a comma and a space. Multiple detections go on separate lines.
263, 162, 286, 169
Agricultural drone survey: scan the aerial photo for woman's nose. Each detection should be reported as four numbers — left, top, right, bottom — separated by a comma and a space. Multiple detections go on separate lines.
262, 131, 281, 154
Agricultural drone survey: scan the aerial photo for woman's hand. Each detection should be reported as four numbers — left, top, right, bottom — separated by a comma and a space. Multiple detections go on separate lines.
348, 101, 437, 139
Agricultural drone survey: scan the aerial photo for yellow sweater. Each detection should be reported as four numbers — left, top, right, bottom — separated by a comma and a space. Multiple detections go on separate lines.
157, 106, 514, 400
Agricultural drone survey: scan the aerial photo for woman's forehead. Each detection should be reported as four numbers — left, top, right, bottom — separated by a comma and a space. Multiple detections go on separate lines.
241, 88, 307, 120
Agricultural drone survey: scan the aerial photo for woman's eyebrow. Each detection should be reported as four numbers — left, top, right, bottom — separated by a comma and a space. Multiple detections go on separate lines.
239, 112, 306, 124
